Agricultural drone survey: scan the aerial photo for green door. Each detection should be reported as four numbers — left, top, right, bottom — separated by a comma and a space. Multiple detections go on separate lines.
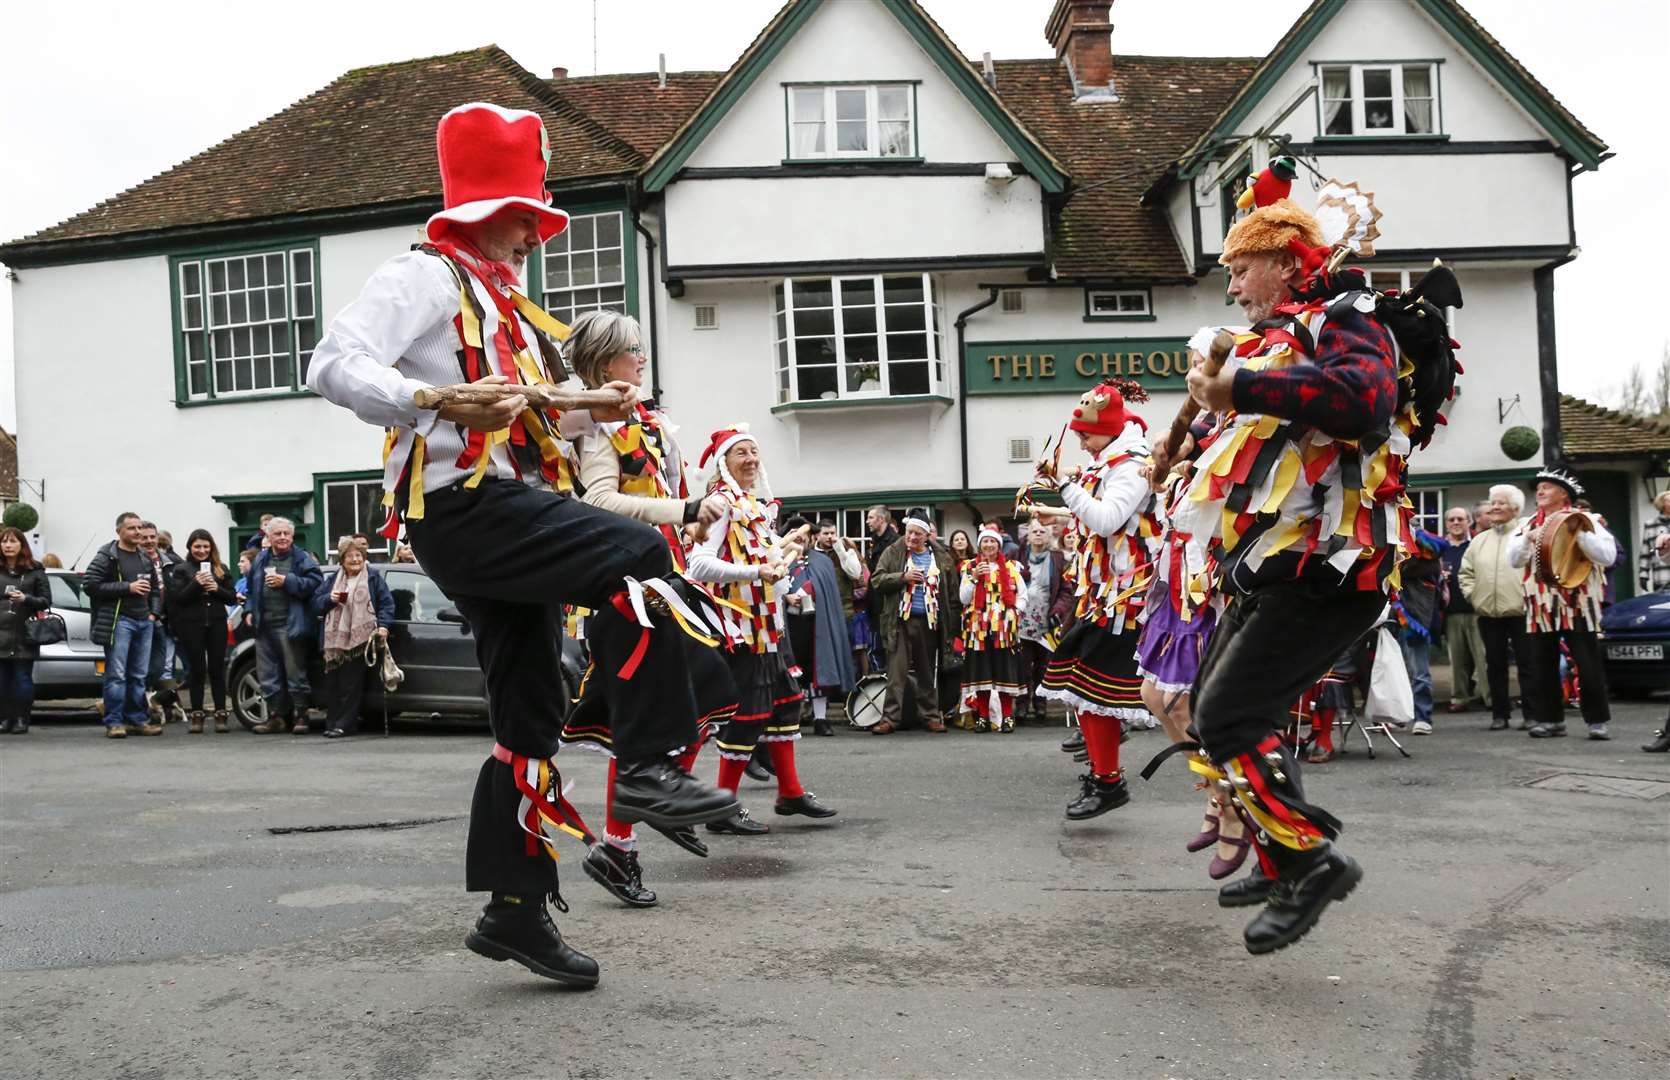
1573, 469, 1634, 602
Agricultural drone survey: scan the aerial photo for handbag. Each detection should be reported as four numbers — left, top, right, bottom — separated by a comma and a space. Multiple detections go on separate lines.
25, 610, 68, 647
370, 636, 404, 692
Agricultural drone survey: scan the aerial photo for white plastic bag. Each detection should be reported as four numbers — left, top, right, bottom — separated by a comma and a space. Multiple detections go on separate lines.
1365, 625, 1414, 723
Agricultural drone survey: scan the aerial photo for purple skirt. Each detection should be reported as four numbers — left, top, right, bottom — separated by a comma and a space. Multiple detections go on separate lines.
1134, 601, 1218, 693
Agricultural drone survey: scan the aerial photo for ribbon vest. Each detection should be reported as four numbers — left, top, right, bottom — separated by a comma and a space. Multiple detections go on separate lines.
1518, 510, 1607, 633
710, 484, 784, 654
591, 404, 690, 569
1170, 291, 1414, 595
962, 557, 1025, 650
1070, 453, 1160, 635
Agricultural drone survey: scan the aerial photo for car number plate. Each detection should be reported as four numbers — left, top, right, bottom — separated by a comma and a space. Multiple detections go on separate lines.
1606, 643, 1664, 661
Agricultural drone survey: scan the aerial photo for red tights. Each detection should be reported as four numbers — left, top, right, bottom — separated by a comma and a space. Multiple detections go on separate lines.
1079, 713, 1123, 780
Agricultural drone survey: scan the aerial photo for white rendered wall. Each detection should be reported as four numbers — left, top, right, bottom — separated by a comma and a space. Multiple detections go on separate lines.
12, 224, 425, 563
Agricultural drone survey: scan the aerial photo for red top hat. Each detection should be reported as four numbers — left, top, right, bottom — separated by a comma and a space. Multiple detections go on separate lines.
426, 102, 570, 243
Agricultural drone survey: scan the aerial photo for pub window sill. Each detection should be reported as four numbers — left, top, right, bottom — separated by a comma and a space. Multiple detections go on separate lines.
176, 388, 316, 409
770, 393, 953, 416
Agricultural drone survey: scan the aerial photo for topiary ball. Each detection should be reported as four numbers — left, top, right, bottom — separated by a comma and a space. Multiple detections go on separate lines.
2, 502, 39, 532
1500, 425, 1540, 462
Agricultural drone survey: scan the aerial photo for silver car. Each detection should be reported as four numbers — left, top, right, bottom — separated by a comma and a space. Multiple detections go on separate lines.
33, 571, 106, 702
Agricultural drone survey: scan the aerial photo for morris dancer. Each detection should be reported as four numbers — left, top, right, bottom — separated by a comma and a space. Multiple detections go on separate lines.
1167, 166, 1456, 954
1506, 469, 1618, 740
1037, 380, 1159, 820
556, 310, 740, 907
957, 527, 1028, 733
307, 102, 736, 985
1137, 467, 1244, 878
686, 427, 837, 833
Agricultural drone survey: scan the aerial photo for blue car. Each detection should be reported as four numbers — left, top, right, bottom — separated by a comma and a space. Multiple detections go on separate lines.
1600, 589, 1670, 697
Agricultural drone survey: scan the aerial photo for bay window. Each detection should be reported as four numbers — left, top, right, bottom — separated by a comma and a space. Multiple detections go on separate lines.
773, 273, 946, 404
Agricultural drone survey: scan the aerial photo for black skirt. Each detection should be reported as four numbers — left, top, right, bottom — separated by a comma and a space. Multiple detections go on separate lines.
1039, 620, 1147, 720
713, 647, 803, 760
960, 638, 1024, 696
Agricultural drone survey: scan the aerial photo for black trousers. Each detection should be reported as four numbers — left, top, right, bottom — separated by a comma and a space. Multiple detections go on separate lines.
1528, 625, 1610, 728
1193, 579, 1385, 763
324, 644, 376, 734
406, 479, 699, 896
173, 618, 227, 711
1477, 614, 1537, 721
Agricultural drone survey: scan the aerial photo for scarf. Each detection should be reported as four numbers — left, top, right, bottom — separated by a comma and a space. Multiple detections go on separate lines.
898, 549, 941, 628
323, 568, 378, 665
716, 483, 783, 653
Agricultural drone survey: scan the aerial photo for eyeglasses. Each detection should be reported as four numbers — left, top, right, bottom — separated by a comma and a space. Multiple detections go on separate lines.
626, 345, 646, 356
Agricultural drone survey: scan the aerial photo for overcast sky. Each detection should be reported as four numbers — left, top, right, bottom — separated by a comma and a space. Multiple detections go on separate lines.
2, 0, 1665, 434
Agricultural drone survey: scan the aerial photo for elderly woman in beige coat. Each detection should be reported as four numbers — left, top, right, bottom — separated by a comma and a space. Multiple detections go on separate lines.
1460, 483, 1538, 730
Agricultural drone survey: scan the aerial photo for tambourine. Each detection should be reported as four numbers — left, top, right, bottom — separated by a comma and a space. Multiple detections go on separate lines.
1533, 509, 1595, 589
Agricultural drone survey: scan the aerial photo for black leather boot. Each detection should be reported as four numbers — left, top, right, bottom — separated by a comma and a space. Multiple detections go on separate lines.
649, 823, 709, 857
706, 807, 771, 835
465, 893, 600, 986
1643, 726, 1670, 753
1060, 729, 1085, 753
1217, 862, 1275, 908
775, 791, 837, 818
612, 761, 740, 829
1064, 773, 1130, 820
1242, 843, 1362, 955
583, 844, 658, 908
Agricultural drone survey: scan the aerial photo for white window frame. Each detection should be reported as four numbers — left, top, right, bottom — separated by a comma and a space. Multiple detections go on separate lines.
785, 83, 916, 160
541, 210, 626, 326
319, 477, 392, 562
177, 246, 317, 401
1318, 63, 1441, 137
1085, 288, 1153, 320
1409, 488, 1445, 537
773, 273, 946, 405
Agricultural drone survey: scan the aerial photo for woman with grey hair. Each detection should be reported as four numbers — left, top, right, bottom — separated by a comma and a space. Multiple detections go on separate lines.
1460, 483, 1538, 729
557, 309, 735, 908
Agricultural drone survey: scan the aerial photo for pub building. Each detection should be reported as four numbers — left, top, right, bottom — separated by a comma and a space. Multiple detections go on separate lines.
4, 0, 1655, 595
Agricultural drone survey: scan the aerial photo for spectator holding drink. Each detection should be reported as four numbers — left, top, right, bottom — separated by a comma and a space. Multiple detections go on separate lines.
0, 527, 51, 735
312, 536, 394, 739
243, 516, 324, 734
82, 512, 162, 738
166, 529, 239, 733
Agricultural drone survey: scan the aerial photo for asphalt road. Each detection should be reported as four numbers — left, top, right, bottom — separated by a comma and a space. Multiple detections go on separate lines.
2, 692, 1667, 1080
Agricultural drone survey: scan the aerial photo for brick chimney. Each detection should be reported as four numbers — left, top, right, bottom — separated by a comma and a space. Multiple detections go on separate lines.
550, 66, 569, 80
1045, 0, 1115, 99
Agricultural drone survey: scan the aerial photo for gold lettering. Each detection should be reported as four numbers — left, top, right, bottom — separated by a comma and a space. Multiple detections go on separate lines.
1075, 352, 1095, 377
1172, 351, 1187, 376
1147, 350, 1170, 376
1013, 354, 1034, 378
1101, 352, 1121, 376
987, 355, 1004, 380
1039, 354, 1055, 378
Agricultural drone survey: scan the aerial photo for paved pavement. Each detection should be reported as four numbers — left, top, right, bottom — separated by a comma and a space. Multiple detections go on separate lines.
2, 692, 1666, 1080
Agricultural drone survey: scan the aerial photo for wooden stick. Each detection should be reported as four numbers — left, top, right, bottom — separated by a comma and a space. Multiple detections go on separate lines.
413, 384, 627, 412
1149, 330, 1236, 489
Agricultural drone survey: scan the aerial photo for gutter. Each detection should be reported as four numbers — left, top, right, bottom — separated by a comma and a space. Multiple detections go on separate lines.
631, 213, 664, 402
955, 286, 1001, 522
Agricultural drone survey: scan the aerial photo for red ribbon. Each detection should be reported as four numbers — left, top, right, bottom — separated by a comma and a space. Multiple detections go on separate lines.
609, 592, 652, 680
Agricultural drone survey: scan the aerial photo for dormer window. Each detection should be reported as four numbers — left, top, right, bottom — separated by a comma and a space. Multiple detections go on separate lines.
786, 84, 916, 160
1318, 63, 1440, 137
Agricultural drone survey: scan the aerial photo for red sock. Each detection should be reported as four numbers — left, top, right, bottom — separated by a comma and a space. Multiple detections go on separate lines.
1079, 713, 1123, 779
604, 759, 632, 844
1313, 709, 1335, 752
676, 733, 706, 775
717, 755, 746, 794
966, 694, 986, 719
768, 741, 805, 799
999, 696, 1014, 719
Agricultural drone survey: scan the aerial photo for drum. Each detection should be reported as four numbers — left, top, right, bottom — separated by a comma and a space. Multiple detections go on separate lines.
846, 673, 889, 728
1534, 509, 1595, 589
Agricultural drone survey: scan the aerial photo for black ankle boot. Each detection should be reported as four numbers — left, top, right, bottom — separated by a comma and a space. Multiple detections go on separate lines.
706, 807, 771, 835
650, 822, 709, 857
612, 761, 740, 829
1643, 726, 1670, 754
583, 845, 658, 908
1064, 773, 1130, 820
1060, 729, 1085, 753
465, 893, 600, 986
1218, 863, 1276, 908
1242, 843, 1362, 955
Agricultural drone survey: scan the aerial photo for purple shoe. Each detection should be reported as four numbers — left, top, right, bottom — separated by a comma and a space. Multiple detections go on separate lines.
1209, 834, 1252, 879
1185, 814, 1221, 853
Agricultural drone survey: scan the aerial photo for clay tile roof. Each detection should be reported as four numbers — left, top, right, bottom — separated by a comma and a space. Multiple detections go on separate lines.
993, 54, 1259, 281
6, 46, 642, 249
1560, 394, 1670, 459
547, 72, 724, 158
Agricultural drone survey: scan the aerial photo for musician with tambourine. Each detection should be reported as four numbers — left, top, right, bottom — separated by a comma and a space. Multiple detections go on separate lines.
306, 102, 739, 987
1505, 469, 1619, 741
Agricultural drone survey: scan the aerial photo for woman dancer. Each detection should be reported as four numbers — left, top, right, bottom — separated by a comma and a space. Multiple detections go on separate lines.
557, 310, 738, 906
1038, 380, 1159, 820
958, 527, 1027, 733
686, 426, 836, 834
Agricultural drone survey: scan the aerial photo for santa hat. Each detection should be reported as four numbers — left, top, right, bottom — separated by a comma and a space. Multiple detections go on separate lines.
977, 526, 1005, 548
700, 424, 771, 494
1534, 467, 1584, 501
426, 103, 570, 244
1069, 380, 1148, 437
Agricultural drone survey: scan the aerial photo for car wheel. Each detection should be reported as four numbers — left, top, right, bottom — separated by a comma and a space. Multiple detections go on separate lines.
231, 654, 267, 731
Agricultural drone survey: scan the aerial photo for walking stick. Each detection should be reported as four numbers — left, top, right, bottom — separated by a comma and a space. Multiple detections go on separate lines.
412, 384, 627, 412
1148, 330, 1236, 489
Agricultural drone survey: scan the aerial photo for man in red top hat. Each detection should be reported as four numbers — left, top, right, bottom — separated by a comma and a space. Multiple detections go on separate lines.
308, 102, 738, 986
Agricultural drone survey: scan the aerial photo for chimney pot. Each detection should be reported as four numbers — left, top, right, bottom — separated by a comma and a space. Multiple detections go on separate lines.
658, 53, 667, 89
1045, 0, 1115, 98
551, 66, 569, 80
982, 51, 995, 88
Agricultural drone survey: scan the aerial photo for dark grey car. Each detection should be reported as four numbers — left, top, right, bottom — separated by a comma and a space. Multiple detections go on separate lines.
227, 565, 584, 729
